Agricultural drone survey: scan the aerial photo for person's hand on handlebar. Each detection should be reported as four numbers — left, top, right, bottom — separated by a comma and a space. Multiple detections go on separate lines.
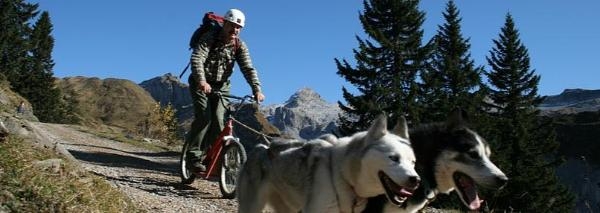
254, 92, 265, 103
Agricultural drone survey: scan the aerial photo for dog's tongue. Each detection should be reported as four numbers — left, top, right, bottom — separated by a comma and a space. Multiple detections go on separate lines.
399, 188, 413, 197
458, 175, 481, 210
392, 184, 414, 197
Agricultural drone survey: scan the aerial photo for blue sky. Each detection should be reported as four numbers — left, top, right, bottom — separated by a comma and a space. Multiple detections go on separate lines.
35, 1, 599, 105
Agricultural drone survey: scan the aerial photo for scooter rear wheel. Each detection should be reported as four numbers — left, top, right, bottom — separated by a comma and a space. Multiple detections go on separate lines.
179, 141, 196, 185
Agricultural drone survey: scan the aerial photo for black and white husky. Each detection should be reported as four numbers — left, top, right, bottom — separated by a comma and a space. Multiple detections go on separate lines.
364, 109, 509, 213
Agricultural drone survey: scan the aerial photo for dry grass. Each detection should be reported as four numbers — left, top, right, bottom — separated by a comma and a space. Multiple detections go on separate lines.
57, 77, 157, 133
0, 136, 143, 213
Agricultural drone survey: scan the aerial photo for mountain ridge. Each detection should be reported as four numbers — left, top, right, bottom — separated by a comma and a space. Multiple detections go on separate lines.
540, 88, 600, 116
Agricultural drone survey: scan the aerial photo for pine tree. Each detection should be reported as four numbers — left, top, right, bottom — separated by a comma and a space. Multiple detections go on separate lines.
27, 11, 66, 123
419, 0, 486, 123
1, 2, 75, 123
483, 13, 574, 212
58, 92, 82, 124
0, 0, 38, 82
335, 0, 433, 133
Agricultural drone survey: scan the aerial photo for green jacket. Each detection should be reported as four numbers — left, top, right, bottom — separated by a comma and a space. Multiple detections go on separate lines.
190, 28, 262, 94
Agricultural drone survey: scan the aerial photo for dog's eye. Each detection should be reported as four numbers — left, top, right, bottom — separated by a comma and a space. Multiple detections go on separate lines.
389, 155, 400, 162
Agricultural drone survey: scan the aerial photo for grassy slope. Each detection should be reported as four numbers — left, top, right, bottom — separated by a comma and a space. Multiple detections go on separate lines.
57, 77, 157, 133
0, 136, 143, 213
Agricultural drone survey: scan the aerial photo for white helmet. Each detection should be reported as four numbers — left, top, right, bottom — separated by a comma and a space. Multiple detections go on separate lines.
224, 9, 245, 27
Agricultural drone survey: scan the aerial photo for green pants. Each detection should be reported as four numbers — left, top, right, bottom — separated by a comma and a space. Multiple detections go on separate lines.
186, 80, 230, 162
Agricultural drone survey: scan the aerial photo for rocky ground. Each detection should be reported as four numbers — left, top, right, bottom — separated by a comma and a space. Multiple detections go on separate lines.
29, 121, 238, 213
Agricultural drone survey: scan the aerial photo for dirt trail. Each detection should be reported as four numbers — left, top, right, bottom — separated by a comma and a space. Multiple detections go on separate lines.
30, 122, 238, 213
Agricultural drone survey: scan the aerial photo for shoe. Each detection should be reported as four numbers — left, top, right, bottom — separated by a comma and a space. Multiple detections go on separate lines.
187, 160, 206, 173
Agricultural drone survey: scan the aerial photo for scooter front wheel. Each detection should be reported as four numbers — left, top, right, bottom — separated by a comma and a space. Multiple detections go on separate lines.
219, 138, 247, 199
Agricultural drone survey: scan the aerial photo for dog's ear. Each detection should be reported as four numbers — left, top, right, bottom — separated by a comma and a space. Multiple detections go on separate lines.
447, 107, 468, 130
391, 116, 409, 139
366, 113, 388, 141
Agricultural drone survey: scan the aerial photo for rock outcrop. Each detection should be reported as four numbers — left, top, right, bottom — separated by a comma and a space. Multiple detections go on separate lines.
233, 103, 281, 151
261, 88, 340, 139
139, 73, 193, 124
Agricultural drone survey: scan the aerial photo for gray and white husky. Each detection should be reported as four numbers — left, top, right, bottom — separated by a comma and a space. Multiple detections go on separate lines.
364, 109, 509, 213
237, 115, 420, 213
